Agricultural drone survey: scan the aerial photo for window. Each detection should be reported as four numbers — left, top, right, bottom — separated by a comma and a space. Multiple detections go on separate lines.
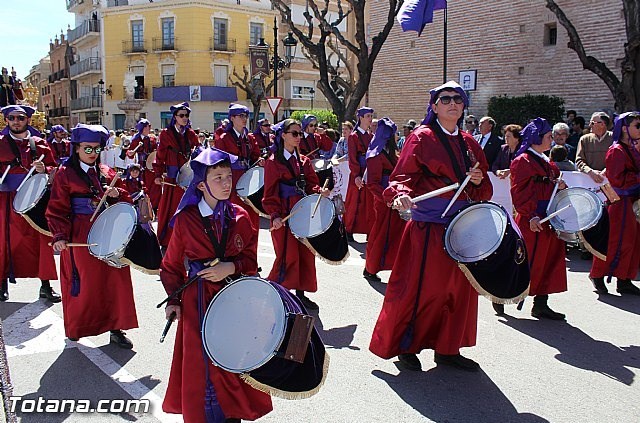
544, 23, 557, 46
162, 18, 174, 49
131, 20, 144, 51
214, 65, 228, 87
161, 64, 175, 87
519, 24, 526, 34
250, 22, 263, 46
518, 66, 525, 75
292, 85, 315, 99
214, 18, 228, 50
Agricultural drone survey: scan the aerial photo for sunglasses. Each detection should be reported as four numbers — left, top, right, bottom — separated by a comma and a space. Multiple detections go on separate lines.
7, 115, 27, 122
82, 146, 103, 154
285, 131, 302, 138
436, 95, 465, 105
307, 123, 316, 128
261, 123, 271, 127
176, 113, 190, 118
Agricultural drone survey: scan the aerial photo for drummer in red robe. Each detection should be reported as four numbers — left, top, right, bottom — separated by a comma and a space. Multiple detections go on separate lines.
363, 117, 406, 282
161, 147, 272, 423
344, 107, 375, 240
46, 123, 137, 347
509, 117, 567, 320
589, 112, 640, 295
369, 82, 491, 372
129, 118, 161, 210
0, 105, 59, 302
298, 114, 334, 161
123, 163, 145, 197
248, 118, 274, 157
262, 119, 331, 310
47, 124, 71, 165
216, 104, 263, 231
154, 102, 200, 250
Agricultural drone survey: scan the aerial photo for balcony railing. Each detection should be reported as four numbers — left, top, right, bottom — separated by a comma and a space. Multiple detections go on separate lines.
152, 37, 178, 52
70, 96, 102, 111
49, 107, 70, 118
209, 37, 236, 53
123, 87, 148, 100
122, 40, 148, 54
68, 19, 100, 44
70, 57, 101, 78
48, 69, 69, 83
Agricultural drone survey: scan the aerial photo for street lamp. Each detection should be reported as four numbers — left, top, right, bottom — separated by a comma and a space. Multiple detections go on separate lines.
309, 88, 315, 110
257, 17, 298, 109
45, 104, 50, 128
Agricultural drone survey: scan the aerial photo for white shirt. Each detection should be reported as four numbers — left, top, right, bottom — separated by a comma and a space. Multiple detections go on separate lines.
198, 197, 215, 217
477, 133, 489, 149
436, 119, 459, 136
79, 161, 99, 174
283, 149, 299, 161
233, 128, 244, 138
527, 147, 550, 163
357, 127, 366, 134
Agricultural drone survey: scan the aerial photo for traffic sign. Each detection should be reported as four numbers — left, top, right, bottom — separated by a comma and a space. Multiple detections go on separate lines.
266, 97, 283, 117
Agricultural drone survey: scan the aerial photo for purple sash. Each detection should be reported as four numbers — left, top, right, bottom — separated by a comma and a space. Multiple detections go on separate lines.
536, 200, 549, 217
381, 175, 390, 189
167, 165, 179, 179
0, 173, 26, 192
613, 184, 640, 197
71, 198, 97, 215
411, 196, 468, 225
279, 182, 300, 199
357, 154, 366, 169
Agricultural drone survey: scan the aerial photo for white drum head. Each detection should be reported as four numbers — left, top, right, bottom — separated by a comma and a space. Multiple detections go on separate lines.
288, 194, 335, 238
548, 187, 602, 233
312, 159, 331, 171
177, 162, 193, 188
87, 202, 137, 259
202, 277, 287, 373
444, 202, 508, 263
13, 174, 48, 213
236, 166, 264, 198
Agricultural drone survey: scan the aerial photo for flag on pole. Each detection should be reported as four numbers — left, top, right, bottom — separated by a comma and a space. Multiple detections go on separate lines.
397, 0, 447, 35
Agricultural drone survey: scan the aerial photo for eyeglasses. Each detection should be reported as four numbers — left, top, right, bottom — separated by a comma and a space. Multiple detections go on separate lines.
285, 131, 302, 138
234, 114, 248, 119
176, 113, 190, 118
261, 123, 271, 127
7, 115, 27, 122
307, 123, 316, 128
82, 146, 103, 154
436, 95, 465, 105
590, 120, 603, 125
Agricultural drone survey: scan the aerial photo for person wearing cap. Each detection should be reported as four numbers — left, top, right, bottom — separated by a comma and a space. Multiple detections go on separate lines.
508, 117, 567, 320
216, 103, 263, 231
369, 82, 491, 372
47, 124, 71, 165
249, 118, 274, 156
46, 123, 138, 348
588, 112, 640, 296
161, 148, 272, 422
345, 107, 376, 240
262, 119, 331, 310
129, 118, 161, 210
299, 114, 335, 161
0, 105, 59, 302
154, 102, 200, 249
363, 117, 406, 283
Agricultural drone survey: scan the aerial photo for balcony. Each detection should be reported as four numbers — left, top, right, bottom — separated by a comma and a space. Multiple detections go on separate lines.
70, 57, 101, 78
49, 107, 70, 118
107, 0, 129, 6
152, 37, 178, 52
152, 85, 237, 103
48, 69, 69, 83
122, 40, 148, 54
123, 86, 149, 100
71, 96, 102, 111
68, 20, 100, 44
209, 37, 236, 53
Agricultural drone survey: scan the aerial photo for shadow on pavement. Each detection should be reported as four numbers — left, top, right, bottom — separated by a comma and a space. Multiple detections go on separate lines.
310, 310, 359, 351
367, 279, 387, 296
597, 292, 640, 315
348, 241, 366, 257
372, 366, 549, 422
0, 301, 30, 321
500, 318, 638, 385
3, 301, 56, 348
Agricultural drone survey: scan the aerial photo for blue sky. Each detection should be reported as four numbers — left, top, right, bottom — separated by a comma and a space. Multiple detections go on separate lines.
0, 0, 75, 78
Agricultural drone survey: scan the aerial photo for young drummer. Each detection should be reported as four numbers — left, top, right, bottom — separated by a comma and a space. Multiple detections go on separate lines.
47, 124, 71, 165
161, 148, 272, 423
262, 119, 331, 310
129, 118, 161, 210
46, 123, 137, 347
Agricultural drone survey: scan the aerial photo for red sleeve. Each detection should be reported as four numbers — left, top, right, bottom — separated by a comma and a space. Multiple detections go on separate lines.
605, 146, 639, 189
302, 157, 321, 194
262, 157, 283, 220
153, 131, 169, 175
106, 167, 133, 205
316, 133, 334, 151
216, 132, 237, 156
365, 155, 385, 201
347, 132, 362, 175
45, 168, 72, 243
248, 135, 261, 162
128, 137, 141, 158
188, 131, 200, 151
510, 156, 538, 221
231, 208, 258, 275
160, 212, 188, 306
383, 132, 421, 203
463, 135, 493, 201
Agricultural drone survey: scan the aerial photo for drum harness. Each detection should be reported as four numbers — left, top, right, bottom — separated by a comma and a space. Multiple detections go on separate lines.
229, 129, 251, 169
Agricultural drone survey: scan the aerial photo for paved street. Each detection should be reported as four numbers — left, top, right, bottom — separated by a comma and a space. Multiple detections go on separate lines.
2, 223, 639, 423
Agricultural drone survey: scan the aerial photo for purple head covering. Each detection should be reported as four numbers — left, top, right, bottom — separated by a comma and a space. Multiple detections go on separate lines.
366, 117, 397, 159
132, 118, 151, 143
253, 118, 269, 135
168, 102, 192, 132
271, 120, 286, 150
612, 111, 640, 144
171, 147, 238, 227
70, 123, 110, 147
301, 114, 317, 131
421, 80, 469, 126
225, 103, 250, 132
515, 117, 552, 156
354, 107, 375, 131
47, 124, 68, 142
1, 105, 42, 137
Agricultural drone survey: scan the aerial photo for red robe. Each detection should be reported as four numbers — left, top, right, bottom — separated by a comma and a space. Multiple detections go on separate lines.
45, 163, 138, 339
161, 204, 272, 422
344, 129, 375, 235
262, 152, 322, 292
590, 143, 640, 279
216, 129, 262, 230
369, 125, 492, 358
129, 134, 161, 209
365, 150, 406, 274
0, 132, 58, 282
510, 150, 567, 295
299, 132, 334, 160
248, 131, 274, 152
154, 127, 199, 247
49, 139, 71, 165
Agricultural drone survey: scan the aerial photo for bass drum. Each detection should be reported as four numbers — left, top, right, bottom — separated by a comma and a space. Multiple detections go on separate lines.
547, 187, 603, 233
236, 166, 267, 217
12, 173, 51, 236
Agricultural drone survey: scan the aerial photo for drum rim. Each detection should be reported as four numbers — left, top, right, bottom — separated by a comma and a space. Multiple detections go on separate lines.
236, 166, 264, 198
12, 173, 49, 213
289, 194, 336, 238
87, 202, 138, 261
201, 276, 288, 373
548, 187, 603, 233
444, 201, 508, 263
176, 161, 193, 188
145, 150, 157, 171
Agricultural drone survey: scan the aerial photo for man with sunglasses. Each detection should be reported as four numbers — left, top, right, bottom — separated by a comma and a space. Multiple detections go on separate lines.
248, 118, 274, 156
47, 124, 71, 165
0, 105, 60, 302
299, 114, 335, 161
576, 112, 613, 183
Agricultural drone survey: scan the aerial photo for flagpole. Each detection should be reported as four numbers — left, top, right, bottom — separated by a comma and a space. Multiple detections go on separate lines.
443, 6, 448, 83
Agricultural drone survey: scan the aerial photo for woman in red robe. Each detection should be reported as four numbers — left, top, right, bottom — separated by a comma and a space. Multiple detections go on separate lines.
369, 82, 491, 372
509, 118, 567, 320
589, 112, 640, 295
153, 102, 200, 249
161, 148, 272, 423
298, 114, 334, 160
363, 117, 406, 282
344, 108, 375, 239
262, 119, 330, 311
248, 118, 274, 156
46, 123, 137, 347
129, 118, 161, 210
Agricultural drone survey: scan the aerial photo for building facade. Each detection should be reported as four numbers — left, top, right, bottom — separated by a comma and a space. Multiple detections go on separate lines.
25, 57, 51, 115
44, 32, 73, 129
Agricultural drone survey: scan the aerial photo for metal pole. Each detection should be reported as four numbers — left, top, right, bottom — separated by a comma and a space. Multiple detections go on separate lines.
273, 16, 278, 101
443, 7, 448, 83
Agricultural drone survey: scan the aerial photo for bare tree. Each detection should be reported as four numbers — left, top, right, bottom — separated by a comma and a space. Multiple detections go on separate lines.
272, 0, 402, 122
229, 66, 275, 130
545, 0, 640, 111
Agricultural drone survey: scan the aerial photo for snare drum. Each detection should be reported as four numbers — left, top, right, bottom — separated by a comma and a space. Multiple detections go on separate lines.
236, 166, 267, 217
12, 173, 51, 236
176, 161, 193, 189
202, 276, 328, 399
444, 201, 530, 304
547, 187, 603, 233
312, 159, 334, 191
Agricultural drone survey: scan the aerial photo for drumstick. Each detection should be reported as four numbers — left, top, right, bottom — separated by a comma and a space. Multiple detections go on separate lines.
48, 242, 98, 247
311, 179, 330, 218
0, 164, 10, 185
156, 259, 220, 308
160, 311, 176, 343
539, 204, 573, 224
547, 172, 563, 213
410, 182, 460, 204
90, 172, 121, 223
16, 154, 45, 192
305, 147, 319, 158
161, 181, 177, 187
269, 208, 301, 232
441, 162, 480, 218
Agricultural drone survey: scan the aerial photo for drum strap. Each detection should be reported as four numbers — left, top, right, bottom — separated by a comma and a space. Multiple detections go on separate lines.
524, 151, 554, 181
169, 126, 190, 159
200, 215, 229, 260
230, 129, 250, 160
282, 149, 306, 194
431, 124, 471, 184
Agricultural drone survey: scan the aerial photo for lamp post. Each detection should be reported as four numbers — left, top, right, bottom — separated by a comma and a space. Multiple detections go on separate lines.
309, 88, 315, 110
44, 104, 50, 129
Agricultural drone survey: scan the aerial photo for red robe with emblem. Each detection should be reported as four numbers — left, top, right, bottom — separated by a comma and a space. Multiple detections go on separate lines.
299, 132, 334, 160
344, 129, 375, 235
49, 139, 71, 165
262, 152, 322, 292
0, 132, 58, 283
216, 129, 262, 230
369, 125, 492, 358
510, 151, 567, 295
129, 134, 161, 209
590, 142, 640, 279
365, 150, 407, 274
45, 163, 138, 339
154, 127, 199, 247
161, 204, 272, 422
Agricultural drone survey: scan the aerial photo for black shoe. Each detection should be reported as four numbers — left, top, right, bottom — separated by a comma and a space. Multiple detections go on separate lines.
110, 330, 133, 349
531, 304, 566, 320
397, 353, 422, 371
434, 352, 480, 372
0, 279, 8, 302
346, 233, 355, 242
39, 286, 62, 303
363, 270, 382, 282
492, 302, 505, 316
297, 294, 319, 310
225, 419, 241, 423
590, 277, 608, 294
68, 337, 79, 342
616, 279, 640, 296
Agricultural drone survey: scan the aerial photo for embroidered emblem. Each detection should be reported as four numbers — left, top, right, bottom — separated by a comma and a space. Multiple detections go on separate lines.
234, 233, 244, 250
515, 239, 526, 265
